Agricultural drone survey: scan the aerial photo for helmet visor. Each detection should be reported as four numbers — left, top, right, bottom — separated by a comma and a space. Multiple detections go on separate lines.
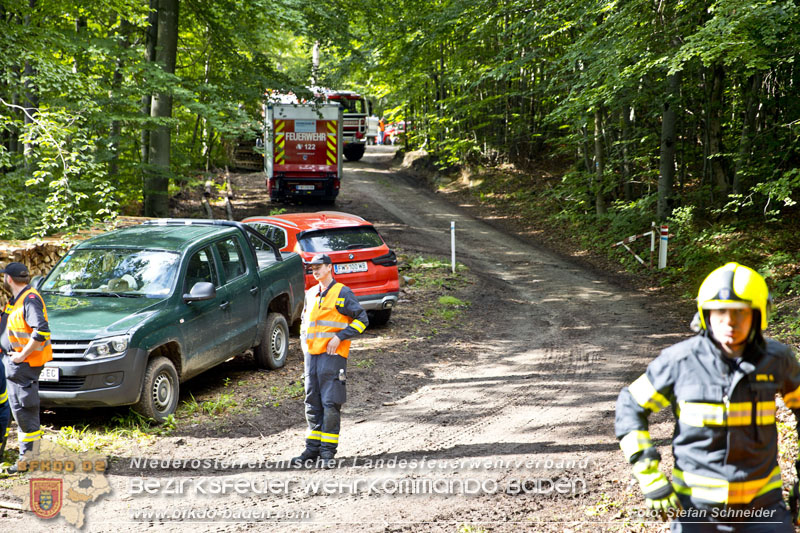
700, 300, 752, 310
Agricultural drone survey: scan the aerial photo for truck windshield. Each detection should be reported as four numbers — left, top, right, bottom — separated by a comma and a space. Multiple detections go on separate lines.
299, 227, 384, 252
41, 249, 180, 297
337, 98, 367, 114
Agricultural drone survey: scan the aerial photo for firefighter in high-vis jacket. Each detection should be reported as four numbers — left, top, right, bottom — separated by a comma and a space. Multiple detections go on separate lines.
615, 262, 800, 531
292, 254, 368, 469
1, 262, 52, 473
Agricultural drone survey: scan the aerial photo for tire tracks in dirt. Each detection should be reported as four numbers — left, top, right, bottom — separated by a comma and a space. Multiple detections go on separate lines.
8, 148, 689, 532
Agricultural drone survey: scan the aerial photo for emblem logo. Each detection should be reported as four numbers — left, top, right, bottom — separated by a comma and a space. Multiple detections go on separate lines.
349, 253, 354, 260
718, 288, 732, 300
30, 478, 63, 519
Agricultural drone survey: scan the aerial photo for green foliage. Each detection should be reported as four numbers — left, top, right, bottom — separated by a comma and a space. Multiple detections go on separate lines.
0, 0, 328, 238
2, 0, 800, 254
269, 379, 305, 400
316, 0, 800, 241
54, 408, 175, 453
430, 295, 469, 320
355, 358, 375, 369
752, 168, 800, 210
200, 392, 237, 416
17, 108, 119, 236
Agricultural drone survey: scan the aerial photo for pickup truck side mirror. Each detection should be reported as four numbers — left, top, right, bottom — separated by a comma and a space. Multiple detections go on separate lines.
183, 281, 216, 302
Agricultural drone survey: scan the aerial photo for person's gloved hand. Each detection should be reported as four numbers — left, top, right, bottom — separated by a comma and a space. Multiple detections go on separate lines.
632, 459, 681, 519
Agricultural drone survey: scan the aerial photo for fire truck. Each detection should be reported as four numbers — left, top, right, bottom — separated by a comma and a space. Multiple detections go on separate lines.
315, 89, 370, 162
264, 102, 343, 203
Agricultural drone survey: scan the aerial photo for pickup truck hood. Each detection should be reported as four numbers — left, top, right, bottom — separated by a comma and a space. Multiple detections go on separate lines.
43, 294, 167, 340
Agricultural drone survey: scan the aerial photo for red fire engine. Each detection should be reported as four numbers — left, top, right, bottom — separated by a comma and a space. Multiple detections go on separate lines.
314, 89, 370, 162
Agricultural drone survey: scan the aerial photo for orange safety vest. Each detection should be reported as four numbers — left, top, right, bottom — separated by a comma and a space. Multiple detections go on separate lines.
306, 283, 352, 358
5, 287, 52, 367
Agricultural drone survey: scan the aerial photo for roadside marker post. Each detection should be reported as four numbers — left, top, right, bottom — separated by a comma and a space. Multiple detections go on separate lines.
451, 221, 456, 273
658, 224, 669, 269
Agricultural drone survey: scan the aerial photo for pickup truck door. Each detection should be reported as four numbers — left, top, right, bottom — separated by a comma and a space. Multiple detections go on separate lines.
212, 236, 260, 357
178, 246, 230, 375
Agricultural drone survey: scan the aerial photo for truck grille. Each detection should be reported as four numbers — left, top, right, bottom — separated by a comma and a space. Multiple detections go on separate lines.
51, 339, 91, 361
39, 376, 86, 391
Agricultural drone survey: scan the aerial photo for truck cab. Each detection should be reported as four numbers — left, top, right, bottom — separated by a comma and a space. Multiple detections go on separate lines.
317, 89, 370, 161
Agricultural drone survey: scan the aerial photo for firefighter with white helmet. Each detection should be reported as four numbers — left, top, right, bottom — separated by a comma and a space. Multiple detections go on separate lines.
616, 262, 800, 531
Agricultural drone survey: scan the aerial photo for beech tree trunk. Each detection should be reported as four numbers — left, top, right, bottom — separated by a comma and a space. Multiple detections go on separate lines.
657, 72, 680, 220
140, 0, 158, 171
708, 63, 729, 198
143, 0, 178, 218
732, 73, 761, 196
621, 104, 633, 201
593, 109, 606, 216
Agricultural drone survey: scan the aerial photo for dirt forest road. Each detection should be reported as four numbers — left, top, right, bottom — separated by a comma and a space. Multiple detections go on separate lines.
8, 147, 688, 532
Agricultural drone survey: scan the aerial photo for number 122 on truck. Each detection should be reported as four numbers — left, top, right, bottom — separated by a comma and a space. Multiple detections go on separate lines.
264, 103, 343, 204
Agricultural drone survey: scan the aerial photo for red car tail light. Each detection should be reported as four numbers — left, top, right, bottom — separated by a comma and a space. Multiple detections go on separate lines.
371, 250, 397, 266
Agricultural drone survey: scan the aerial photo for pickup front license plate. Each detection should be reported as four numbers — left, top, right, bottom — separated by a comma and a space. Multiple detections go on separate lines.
334, 261, 368, 274
296, 184, 315, 191
40, 367, 59, 382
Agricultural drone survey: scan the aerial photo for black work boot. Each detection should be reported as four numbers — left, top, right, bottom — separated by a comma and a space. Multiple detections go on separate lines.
319, 451, 337, 470
291, 448, 319, 467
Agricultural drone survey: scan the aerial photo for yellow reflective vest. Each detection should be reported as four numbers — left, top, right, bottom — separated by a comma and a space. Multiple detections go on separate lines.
306, 283, 352, 358
5, 287, 52, 367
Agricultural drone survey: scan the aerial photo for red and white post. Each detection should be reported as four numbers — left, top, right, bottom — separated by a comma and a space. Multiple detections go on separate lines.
658, 225, 669, 269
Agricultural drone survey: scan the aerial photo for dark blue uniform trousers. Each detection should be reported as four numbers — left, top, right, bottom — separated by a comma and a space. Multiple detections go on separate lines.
3, 359, 42, 456
0, 360, 10, 456
304, 352, 346, 457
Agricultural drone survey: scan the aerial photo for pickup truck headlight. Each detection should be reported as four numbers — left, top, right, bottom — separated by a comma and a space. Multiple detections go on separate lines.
85, 335, 130, 360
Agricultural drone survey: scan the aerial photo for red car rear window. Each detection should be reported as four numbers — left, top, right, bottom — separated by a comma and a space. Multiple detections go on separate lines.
299, 227, 384, 252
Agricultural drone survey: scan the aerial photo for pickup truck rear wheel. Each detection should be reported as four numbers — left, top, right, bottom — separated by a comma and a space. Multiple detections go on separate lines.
254, 312, 289, 369
134, 356, 179, 422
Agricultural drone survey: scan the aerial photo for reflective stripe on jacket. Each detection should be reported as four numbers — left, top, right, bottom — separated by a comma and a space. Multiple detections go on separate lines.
307, 283, 352, 358
615, 333, 800, 509
6, 287, 52, 367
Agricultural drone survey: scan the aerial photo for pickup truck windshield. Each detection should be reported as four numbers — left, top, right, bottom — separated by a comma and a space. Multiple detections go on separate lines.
42, 249, 179, 297
299, 227, 384, 252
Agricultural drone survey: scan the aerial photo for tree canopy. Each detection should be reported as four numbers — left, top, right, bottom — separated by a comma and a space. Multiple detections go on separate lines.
2, 0, 800, 243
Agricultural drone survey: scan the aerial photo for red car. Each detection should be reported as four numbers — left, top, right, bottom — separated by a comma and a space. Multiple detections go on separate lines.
242, 211, 399, 325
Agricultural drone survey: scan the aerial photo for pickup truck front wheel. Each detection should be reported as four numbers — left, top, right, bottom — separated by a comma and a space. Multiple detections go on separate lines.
134, 356, 179, 422
254, 313, 289, 369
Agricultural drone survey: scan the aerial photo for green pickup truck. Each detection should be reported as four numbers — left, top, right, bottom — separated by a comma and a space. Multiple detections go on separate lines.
34, 219, 305, 421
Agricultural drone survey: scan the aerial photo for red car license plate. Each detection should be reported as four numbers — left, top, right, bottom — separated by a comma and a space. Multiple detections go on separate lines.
334, 261, 368, 274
